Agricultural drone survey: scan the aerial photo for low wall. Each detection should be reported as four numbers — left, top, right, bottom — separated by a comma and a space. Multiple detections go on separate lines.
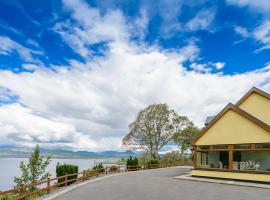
191, 169, 270, 183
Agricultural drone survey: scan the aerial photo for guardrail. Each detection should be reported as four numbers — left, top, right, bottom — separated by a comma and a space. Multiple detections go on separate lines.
0, 163, 182, 200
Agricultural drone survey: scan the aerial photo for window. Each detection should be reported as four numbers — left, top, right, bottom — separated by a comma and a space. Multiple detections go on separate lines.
212, 145, 228, 150
255, 143, 270, 149
233, 144, 251, 149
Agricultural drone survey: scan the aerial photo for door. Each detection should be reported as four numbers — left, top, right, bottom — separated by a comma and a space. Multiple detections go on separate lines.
219, 151, 229, 168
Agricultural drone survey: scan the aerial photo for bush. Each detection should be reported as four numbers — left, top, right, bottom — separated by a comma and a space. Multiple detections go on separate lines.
56, 163, 78, 186
147, 159, 160, 168
126, 156, 139, 171
93, 163, 105, 173
160, 151, 181, 167
109, 165, 118, 172
84, 169, 97, 178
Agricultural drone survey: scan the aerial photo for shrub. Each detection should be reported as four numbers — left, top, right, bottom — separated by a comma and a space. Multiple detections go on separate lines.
93, 163, 105, 173
109, 165, 118, 172
56, 163, 78, 186
160, 151, 181, 167
126, 156, 139, 171
147, 159, 160, 168
84, 169, 97, 178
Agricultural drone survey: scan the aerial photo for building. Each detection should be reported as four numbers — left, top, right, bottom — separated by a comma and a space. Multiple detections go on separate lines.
192, 87, 270, 182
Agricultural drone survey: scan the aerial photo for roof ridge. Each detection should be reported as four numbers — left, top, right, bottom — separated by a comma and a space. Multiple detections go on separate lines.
236, 87, 270, 106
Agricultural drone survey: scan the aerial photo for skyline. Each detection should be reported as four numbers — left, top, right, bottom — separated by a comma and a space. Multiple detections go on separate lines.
0, 0, 270, 151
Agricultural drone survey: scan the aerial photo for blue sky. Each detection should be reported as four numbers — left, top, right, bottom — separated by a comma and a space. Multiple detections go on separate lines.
0, 0, 270, 151
1, 0, 270, 74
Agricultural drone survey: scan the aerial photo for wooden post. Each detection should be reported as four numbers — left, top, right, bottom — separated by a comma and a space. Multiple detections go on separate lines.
47, 178, 50, 194
65, 174, 68, 187
193, 146, 197, 168
82, 170, 85, 181
229, 144, 233, 170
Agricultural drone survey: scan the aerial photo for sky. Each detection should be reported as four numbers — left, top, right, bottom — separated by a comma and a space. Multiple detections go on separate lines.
0, 0, 270, 152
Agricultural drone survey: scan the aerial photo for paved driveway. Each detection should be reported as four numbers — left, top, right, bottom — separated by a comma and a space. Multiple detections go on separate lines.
54, 167, 270, 200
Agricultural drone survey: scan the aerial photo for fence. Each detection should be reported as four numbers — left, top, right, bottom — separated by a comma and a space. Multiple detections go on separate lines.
0, 163, 181, 200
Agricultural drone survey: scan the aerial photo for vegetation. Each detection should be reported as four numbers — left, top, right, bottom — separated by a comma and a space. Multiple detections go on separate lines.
84, 169, 97, 178
93, 163, 105, 173
126, 156, 139, 166
56, 163, 78, 186
13, 145, 51, 192
173, 125, 200, 163
126, 156, 139, 171
147, 159, 160, 168
122, 103, 200, 166
122, 103, 192, 159
109, 165, 118, 172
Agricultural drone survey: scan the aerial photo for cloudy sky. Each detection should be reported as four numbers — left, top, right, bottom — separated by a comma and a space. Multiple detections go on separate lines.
0, 0, 270, 151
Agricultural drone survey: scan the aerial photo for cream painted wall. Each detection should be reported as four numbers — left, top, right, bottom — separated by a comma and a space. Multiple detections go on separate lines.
195, 109, 270, 145
191, 170, 270, 182
239, 92, 270, 125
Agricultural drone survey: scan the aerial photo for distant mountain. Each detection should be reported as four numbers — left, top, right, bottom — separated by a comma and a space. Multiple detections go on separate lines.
0, 146, 139, 158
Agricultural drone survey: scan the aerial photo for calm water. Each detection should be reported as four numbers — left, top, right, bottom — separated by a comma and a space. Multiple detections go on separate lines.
0, 157, 118, 191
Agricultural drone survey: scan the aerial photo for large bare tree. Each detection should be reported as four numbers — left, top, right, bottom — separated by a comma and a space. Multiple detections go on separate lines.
122, 103, 192, 159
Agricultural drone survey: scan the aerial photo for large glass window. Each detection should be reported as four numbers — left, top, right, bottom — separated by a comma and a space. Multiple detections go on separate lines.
196, 151, 228, 169
233, 151, 270, 171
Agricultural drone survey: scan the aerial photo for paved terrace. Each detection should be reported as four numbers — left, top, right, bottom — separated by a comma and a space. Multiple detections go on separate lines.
49, 167, 270, 200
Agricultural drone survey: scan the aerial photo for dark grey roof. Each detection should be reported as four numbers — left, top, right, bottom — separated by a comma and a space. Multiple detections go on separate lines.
204, 116, 216, 126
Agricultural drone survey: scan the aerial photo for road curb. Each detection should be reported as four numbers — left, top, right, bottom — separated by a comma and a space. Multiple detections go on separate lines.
174, 174, 270, 189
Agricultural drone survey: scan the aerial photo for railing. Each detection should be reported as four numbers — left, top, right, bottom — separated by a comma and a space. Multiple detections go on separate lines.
0, 163, 181, 200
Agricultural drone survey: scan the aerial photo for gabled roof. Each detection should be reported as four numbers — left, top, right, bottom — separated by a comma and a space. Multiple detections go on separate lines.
236, 87, 270, 106
204, 116, 215, 126
192, 103, 270, 145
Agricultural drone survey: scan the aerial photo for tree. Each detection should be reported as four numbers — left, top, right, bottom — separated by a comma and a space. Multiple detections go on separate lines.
14, 145, 51, 191
122, 103, 192, 159
173, 125, 200, 163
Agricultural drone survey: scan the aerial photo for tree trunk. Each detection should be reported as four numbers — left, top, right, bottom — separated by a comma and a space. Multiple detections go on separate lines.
180, 145, 185, 164
152, 153, 157, 159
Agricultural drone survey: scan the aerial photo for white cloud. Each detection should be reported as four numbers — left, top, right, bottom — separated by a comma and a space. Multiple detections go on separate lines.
0, 36, 43, 63
0, 45, 269, 150
0, 0, 270, 151
214, 62, 225, 70
190, 63, 211, 73
226, 0, 270, 14
186, 8, 216, 32
234, 26, 249, 38
190, 61, 225, 72
54, 0, 130, 58
234, 21, 270, 52
253, 21, 270, 51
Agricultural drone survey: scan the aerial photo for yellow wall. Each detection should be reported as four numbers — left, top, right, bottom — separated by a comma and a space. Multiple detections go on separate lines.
191, 170, 270, 182
239, 92, 270, 125
195, 109, 270, 145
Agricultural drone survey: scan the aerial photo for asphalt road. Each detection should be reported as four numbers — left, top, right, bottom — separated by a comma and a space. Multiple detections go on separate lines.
54, 167, 270, 200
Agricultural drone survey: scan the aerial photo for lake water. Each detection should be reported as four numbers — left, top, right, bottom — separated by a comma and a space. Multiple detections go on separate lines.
0, 157, 119, 191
